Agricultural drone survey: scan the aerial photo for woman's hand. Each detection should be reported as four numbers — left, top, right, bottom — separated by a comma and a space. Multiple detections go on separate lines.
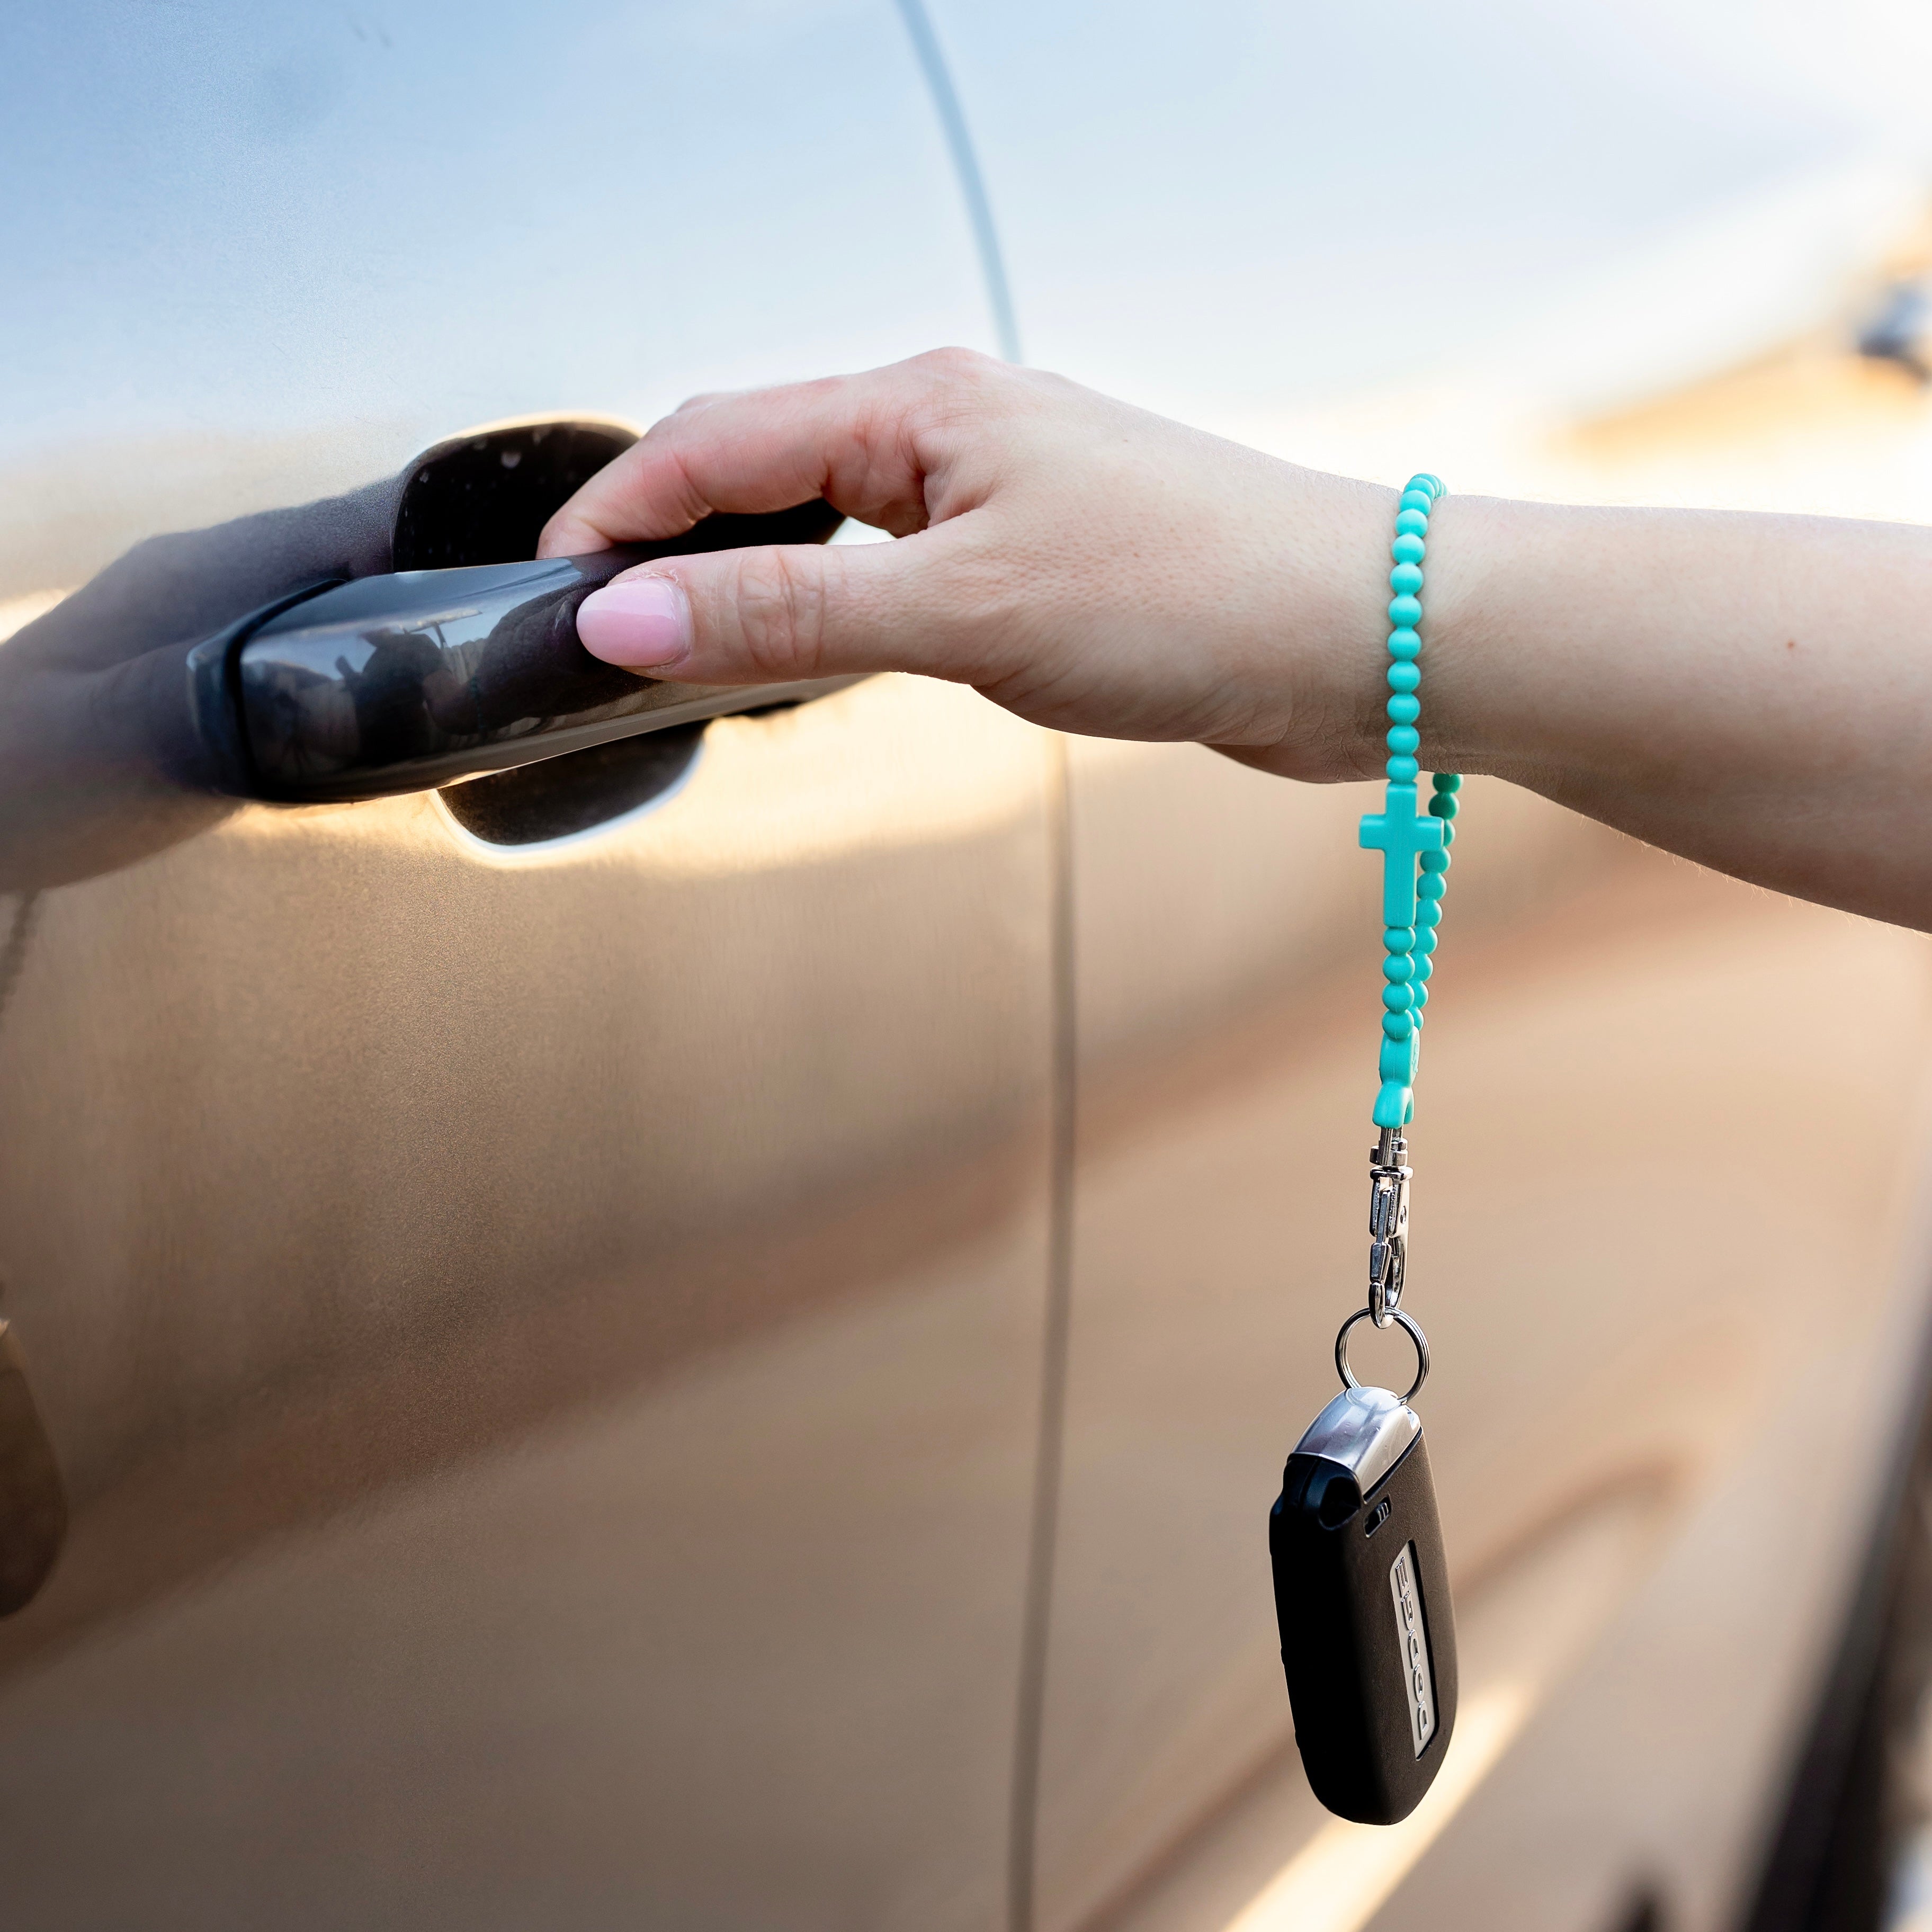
544, 347, 1932, 929
539, 350, 1398, 784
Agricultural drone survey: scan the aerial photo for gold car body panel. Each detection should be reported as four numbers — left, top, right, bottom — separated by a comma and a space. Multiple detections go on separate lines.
0, 676, 1061, 1930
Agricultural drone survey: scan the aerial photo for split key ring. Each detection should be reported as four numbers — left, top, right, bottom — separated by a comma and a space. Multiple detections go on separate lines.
1334, 1307, 1430, 1403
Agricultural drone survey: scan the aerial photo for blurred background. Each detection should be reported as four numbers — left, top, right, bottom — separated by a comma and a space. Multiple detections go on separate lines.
942, 0, 1932, 520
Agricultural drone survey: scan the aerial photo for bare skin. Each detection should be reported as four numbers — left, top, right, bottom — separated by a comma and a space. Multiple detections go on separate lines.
538, 348, 1932, 931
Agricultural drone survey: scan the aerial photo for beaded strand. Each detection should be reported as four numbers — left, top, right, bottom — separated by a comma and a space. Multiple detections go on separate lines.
1363, 473, 1463, 1131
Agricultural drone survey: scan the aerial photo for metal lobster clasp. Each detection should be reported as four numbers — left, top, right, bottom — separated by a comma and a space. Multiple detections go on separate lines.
1367, 1128, 1411, 1326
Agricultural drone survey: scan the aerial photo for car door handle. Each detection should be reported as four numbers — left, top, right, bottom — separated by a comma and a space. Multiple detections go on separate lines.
186, 499, 853, 803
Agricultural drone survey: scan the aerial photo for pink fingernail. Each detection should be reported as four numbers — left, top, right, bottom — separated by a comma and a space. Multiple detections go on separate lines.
577, 576, 691, 668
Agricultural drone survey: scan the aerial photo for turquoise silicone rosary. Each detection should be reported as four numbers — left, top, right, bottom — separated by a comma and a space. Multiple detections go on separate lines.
1347, 473, 1461, 1374
1361, 472, 1459, 1137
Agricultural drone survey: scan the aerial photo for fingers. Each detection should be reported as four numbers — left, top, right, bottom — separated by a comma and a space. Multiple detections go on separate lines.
575, 517, 1007, 688
553, 349, 1028, 688
537, 349, 1007, 561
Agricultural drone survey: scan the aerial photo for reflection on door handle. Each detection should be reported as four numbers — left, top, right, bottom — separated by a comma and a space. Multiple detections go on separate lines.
0, 1319, 66, 1616
186, 499, 852, 803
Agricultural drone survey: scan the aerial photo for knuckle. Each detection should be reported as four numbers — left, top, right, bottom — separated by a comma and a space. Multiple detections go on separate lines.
671, 384, 746, 417
911, 344, 997, 388
897, 348, 1008, 453
729, 545, 829, 677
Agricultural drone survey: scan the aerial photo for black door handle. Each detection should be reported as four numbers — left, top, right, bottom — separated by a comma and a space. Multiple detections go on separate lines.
186, 498, 849, 803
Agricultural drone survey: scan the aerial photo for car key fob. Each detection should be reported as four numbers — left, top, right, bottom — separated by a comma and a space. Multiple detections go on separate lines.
1269, 1382, 1456, 1823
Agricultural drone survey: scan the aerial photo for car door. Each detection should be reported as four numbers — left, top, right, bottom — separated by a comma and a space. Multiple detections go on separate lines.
0, 6, 1059, 1929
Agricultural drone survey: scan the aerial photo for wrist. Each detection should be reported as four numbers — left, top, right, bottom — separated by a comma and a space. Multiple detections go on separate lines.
1408, 492, 1484, 779
1401, 491, 1527, 783
1226, 467, 1403, 782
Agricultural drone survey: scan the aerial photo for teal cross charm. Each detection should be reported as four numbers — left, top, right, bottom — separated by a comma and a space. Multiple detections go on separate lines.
1359, 783, 1445, 927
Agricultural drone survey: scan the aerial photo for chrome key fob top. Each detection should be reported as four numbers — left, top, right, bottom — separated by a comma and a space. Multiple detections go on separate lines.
1269, 1383, 1457, 1823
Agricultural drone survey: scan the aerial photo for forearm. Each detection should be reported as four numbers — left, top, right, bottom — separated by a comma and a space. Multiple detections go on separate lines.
1409, 497, 1932, 927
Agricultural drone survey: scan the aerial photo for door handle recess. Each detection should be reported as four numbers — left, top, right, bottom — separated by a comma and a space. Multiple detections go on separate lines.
186, 498, 850, 803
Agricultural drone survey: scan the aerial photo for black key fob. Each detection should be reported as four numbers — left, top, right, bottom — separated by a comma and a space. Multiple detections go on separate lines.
1269, 1383, 1456, 1823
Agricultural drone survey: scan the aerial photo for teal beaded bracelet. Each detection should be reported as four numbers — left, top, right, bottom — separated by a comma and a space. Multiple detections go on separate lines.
1358, 474, 1462, 1130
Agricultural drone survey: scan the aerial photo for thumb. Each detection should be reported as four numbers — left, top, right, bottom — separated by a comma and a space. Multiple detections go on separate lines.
576, 524, 992, 688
